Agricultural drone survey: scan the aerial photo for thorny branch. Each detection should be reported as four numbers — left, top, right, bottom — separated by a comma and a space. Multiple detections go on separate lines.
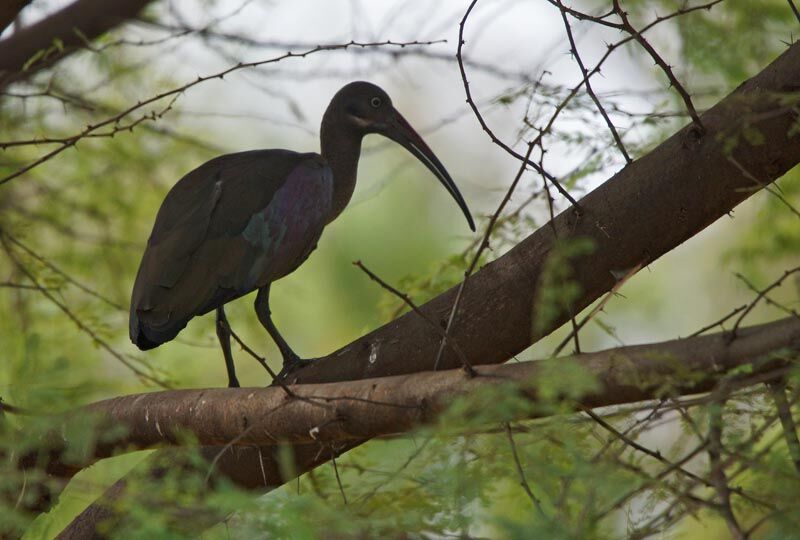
730, 265, 800, 339
456, 0, 579, 207
556, 0, 631, 163
611, 0, 705, 131
0, 40, 443, 186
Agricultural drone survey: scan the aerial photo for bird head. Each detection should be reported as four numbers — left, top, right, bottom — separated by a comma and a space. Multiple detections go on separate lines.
326, 81, 476, 232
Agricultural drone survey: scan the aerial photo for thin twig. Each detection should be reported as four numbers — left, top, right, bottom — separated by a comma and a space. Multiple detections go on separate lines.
0, 281, 48, 290
226, 325, 298, 398
789, 0, 800, 23
556, 0, 631, 163
432, 137, 538, 371
729, 156, 800, 219
707, 396, 747, 540
688, 304, 748, 337
767, 380, 800, 475
612, 0, 704, 131
504, 423, 546, 517
354, 260, 475, 375
580, 406, 713, 490
0, 40, 444, 186
455, 0, 580, 207
730, 266, 800, 339
331, 448, 348, 505
552, 263, 642, 356
3, 232, 125, 311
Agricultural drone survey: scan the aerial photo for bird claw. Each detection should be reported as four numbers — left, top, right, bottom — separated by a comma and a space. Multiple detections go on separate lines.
273, 356, 314, 383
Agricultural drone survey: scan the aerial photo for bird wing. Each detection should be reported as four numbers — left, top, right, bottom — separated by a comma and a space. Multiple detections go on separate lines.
130, 149, 332, 347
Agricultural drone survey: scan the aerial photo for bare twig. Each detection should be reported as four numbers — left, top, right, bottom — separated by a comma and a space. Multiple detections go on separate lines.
456, 0, 580, 207
689, 304, 748, 337
0, 281, 47, 291
767, 380, 800, 475
354, 260, 475, 375
432, 136, 537, 371
223, 322, 298, 398
707, 397, 746, 540
2, 232, 125, 311
612, 0, 704, 131
0, 40, 444, 186
729, 156, 800, 219
331, 449, 348, 505
552, 263, 642, 356
730, 266, 800, 339
580, 406, 715, 492
789, 0, 800, 23
504, 423, 546, 517
556, 0, 631, 163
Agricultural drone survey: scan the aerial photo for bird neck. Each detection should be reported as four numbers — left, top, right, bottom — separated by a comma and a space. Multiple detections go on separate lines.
320, 120, 363, 223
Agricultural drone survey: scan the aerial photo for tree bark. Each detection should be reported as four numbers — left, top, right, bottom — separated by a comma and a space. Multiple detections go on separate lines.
0, 0, 32, 34
0, 0, 155, 88
56, 40, 800, 537
31, 317, 800, 465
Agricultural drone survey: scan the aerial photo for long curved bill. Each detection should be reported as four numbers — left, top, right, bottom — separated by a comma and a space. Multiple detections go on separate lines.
382, 109, 476, 232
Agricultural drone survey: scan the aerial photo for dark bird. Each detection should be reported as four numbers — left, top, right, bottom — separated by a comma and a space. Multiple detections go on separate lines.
129, 81, 475, 387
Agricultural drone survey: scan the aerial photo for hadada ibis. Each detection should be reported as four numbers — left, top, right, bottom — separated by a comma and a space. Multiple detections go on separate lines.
129, 81, 475, 387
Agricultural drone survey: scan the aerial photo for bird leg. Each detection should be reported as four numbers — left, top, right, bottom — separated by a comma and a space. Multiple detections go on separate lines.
215, 307, 240, 388
254, 286, 312, 379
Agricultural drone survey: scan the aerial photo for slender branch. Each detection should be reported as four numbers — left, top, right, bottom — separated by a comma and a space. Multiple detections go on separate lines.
552, 263, 641, 356
505, 423, 546, 517
612, 0, 704, 130
729, 155, 800, 219
689, 304, 748, 337
707, 395, 746, 540
0, 40, 444, 186
556, 0, 631, 163
354, 260, 475, 375
767, 380, 800, 474
730, 266, 800, 339
789, 0, 800, 23
455, 0, 579, 207
331, 449, 348, 505
2, 232, 125, 310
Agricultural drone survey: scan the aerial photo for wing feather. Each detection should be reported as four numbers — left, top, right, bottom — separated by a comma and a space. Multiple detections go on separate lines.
130, 149, 332, 348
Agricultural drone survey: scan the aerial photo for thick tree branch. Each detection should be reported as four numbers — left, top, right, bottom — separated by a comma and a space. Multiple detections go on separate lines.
0, 0, 155, 88
0, 0, 32, 34
57, 40, 800, 537
31, 317, 800, 470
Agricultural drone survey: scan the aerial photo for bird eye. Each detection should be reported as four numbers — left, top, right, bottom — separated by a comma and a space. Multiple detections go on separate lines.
370, 96, 382, 108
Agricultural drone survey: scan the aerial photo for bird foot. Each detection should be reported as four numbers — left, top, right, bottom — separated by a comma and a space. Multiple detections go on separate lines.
273, 356, 314, 383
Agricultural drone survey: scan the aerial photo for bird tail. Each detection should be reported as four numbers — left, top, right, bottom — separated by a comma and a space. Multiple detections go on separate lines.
130, 308, 186, 351
131, 325, 162, 350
